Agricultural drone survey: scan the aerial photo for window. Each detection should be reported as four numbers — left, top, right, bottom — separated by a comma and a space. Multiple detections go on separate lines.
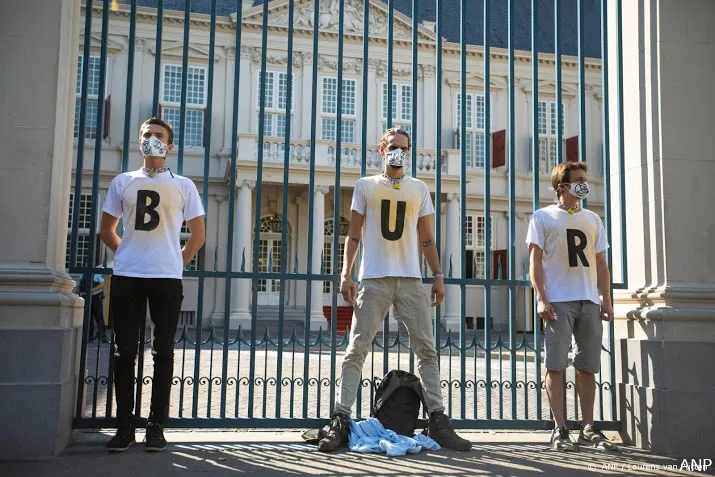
160, 64, 207, 147
257, 71, 295, 138
536, 100, 566, 173
464, 215, 493, 280
180, 221, 200, 271
75, 54, 107, 140
323, 217, 350, 294
382, 83, 412, 137
66, 192, 101, 269
456, 93, 493, 169
321, 77, 356, 143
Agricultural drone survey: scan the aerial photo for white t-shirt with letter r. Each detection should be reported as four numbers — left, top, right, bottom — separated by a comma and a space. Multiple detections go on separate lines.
351, 174, 434, 281
102, 170, 205, 279
526, 205, 609, 305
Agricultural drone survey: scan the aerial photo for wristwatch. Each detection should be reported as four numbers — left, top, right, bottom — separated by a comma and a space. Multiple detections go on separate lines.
432, 271, 444, 278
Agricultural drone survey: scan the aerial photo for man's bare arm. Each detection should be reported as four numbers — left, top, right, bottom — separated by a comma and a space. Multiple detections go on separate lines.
100, 213, 121, 253
417, 215, 441, 274
182, 215, 206, 267
529, 244, 548, 302
341, 210, 365, 278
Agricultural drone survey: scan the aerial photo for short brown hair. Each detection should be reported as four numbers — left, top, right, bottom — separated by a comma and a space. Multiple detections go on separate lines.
551, 162, 588, 197
379, 127, 411, 150
139, 117, 174, 145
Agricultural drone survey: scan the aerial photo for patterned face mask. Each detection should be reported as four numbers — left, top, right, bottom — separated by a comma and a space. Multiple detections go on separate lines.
565, 181, 590, 200
140, 136, 169, 158
385, 148, 407, 168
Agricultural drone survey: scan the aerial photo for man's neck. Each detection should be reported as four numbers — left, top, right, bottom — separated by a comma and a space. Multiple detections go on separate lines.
558, 197, 580, 208
383, 166, 404, 179
143, 158, 167, 169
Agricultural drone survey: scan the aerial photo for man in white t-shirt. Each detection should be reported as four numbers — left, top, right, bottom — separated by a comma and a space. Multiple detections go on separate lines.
317, 128, 471, 452
526, 162, 618, 452
99, 117, 205, 452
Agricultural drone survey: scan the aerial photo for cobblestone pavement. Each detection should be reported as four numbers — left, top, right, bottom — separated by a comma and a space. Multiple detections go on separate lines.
80, 328, 616, 424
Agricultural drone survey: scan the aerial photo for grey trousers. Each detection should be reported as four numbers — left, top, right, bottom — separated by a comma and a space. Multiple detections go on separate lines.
334, 277, 445, 417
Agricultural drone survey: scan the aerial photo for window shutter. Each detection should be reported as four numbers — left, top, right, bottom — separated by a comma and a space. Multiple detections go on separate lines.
158, 104, 163, 119
103, 95, 111, 140
566, 135, 579, 162
493, 249, 507, 280
492, 129, 506, 168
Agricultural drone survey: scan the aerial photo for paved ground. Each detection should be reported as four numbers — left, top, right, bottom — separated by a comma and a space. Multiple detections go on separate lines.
2, 430, 712, 477
79, 329, 615, 423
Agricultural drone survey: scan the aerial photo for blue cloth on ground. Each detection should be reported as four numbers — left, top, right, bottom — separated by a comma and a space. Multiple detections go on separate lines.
348, 418, 441, 457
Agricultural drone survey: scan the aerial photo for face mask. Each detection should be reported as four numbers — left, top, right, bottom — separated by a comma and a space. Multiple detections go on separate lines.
385, 148, 407, 168
140, 136, 169, 158
565, 181, 590, 200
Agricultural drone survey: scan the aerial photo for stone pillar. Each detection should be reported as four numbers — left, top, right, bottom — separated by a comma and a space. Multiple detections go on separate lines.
211, 195, 228, 325
311, 186, 329, 326
610, 0, 715, 458
0, 0, 84, 459
229, 180, 255, 329
422, 65, 437, 151
443, 194, 461, 328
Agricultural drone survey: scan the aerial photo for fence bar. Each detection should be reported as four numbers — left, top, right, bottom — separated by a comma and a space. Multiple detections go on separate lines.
121, 0, 137, 173
434, 0, 443, 364
531, 0, 542, 420
555, 0, 563, 163
151, 0, 164, 116
578, 0, 586, 165
302, 0, 321, 418
411, 0, 418, 174
483, 0, 492, 421
176, 0, 191, 175
458, 0, 467, 420
69, 0, 93, 271
507, 0, 518, 419
273, 0, 296, 419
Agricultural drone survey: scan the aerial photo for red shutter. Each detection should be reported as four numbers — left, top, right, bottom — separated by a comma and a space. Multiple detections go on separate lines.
103, 95, 111, 140
493, 249, 507, 279
492, 129, 506, 168
202, 108, 208, 147
566, 135, 579, 162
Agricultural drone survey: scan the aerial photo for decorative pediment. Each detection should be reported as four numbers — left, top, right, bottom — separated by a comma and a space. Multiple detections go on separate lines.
445, 73, 507, 90
518, 79, 578, 98
241, 46, 305, 68
79, 33, 124, 54
239, 0, 436, 43
149, 41, 222, 62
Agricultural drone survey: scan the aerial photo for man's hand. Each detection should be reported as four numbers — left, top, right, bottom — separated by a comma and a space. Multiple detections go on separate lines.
340, 276, 357, 305
431, 276, 445, 307
537, 299, 557, 321
601, 302, 614, 322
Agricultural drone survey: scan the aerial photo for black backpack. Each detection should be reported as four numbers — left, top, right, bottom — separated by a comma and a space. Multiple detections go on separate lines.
372, 370, 427, 437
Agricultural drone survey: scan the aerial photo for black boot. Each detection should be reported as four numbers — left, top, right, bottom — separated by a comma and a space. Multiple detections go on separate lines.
317, 413, 350, 452
107, 423, 136, 452
424, 411, 472, 451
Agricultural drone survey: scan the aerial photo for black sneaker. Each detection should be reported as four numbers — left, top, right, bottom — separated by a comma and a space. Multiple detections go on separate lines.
424, 411, 472, 451
107, 424, 136, 452
144, 422, 167, 452
317, 413, 350, 452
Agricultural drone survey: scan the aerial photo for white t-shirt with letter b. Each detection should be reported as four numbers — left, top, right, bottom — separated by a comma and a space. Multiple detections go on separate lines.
526, 205, 609, 305
102, 170, 205, 279
351, 175, 434, 280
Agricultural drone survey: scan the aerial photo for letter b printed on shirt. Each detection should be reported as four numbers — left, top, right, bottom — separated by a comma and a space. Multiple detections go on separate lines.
135, 190, 161, 231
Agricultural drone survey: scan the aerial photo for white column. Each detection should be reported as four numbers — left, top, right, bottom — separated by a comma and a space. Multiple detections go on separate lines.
609, 0, 715, 458
0, 0, 84, 459
229, 180, 254, 329
422, 65, 436, 150
301, 53, 314, 139
211, 195, 228, 326
443, 194, 461, 327
310, 186, 330, 327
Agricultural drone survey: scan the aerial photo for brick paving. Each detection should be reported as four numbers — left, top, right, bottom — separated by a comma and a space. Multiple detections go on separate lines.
80, 328, 616, 424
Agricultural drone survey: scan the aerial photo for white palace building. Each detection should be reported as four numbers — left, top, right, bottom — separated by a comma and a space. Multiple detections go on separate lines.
71, 0, 607, 332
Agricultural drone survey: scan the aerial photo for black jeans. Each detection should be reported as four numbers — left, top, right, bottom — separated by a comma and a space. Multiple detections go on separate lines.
110, 276, 183, 427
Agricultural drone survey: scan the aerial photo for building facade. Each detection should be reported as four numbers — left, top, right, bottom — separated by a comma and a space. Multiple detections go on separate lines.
71, 0, 607, 332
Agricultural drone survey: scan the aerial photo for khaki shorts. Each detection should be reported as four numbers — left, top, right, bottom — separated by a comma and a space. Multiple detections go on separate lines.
544, 300, 603, 373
